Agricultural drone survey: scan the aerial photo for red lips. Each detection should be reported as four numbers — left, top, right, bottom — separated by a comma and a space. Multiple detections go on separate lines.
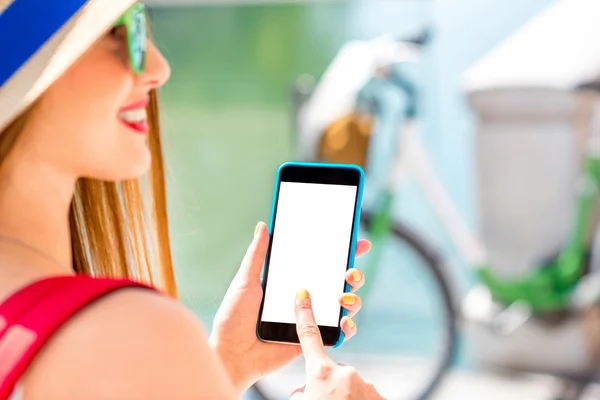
120, 120, 149, 134
118, 98, 150, 135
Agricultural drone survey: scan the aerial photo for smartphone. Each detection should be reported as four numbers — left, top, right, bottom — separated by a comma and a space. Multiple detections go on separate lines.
256, 161, 364, 348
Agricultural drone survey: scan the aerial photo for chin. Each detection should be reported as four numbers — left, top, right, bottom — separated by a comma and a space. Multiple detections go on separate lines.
117, 165, 152, 181
88, 150, 152, 182
119, 154, 153, 181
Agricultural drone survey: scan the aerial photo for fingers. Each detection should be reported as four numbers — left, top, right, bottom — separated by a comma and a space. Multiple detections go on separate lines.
339, 293, 362, 318
294, 288, 329, 366
345, 268, 365, 292
237, 221, 269, 282
341, 316, 357, 341
348, 239, 369, 291
355, 239, 372, 257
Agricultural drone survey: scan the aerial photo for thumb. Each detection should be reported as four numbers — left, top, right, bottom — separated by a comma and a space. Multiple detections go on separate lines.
295, 289, 329, 368
237, 221, 269, 282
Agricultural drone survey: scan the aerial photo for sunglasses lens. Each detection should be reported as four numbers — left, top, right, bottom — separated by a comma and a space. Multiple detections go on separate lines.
124, 5, 147, 74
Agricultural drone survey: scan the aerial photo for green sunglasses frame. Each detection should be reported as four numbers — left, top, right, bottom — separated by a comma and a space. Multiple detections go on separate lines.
114, 3, 147, 75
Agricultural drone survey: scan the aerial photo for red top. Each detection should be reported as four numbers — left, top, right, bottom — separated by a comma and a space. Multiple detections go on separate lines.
0, 275, 155, 399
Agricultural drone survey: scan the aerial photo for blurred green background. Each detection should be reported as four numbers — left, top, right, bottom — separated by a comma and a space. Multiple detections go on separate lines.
150, 2, 434, 324
153, 3, 341, 322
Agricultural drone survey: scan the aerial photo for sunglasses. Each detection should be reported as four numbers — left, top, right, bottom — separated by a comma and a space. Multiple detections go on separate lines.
113, 3, 147, 75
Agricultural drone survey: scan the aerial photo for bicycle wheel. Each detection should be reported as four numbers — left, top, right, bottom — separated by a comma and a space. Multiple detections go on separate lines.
250, 211, 458, 400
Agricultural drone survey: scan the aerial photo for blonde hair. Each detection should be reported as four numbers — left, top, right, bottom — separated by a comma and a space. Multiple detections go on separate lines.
1, 90, 178, 297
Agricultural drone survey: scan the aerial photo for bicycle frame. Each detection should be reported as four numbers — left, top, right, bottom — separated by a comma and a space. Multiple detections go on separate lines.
356, 63, 488, 303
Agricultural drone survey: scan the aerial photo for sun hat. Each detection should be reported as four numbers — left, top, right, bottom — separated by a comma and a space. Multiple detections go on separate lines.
0, 0, 136, 132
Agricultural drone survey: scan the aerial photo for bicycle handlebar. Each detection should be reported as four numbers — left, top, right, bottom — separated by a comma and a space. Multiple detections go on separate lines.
395, 27, 433, 48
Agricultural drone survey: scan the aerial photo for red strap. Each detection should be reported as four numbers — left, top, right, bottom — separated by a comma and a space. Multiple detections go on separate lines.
0, 278, 77, 336
0, 275, 154, 399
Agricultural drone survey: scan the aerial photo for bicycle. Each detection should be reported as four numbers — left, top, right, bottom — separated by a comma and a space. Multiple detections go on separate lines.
251, 29, 600, 400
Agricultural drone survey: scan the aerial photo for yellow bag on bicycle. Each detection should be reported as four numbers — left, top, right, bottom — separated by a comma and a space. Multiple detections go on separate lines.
318, 112, 374, 172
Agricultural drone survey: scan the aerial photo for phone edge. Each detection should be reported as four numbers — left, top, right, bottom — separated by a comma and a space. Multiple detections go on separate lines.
255, 161, 366, 348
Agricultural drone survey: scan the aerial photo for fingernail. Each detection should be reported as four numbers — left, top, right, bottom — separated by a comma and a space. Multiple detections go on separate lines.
254, 222, 262, 237
342, 294, 356, 305
296, 288, 309, 301
346, 317, 355, 328
351, 269, 361, 282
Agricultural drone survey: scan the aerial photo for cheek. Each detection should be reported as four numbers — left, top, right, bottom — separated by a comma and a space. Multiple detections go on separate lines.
48, 52, 132, 135
41, 50, 133, 149
28, 49, 149, 179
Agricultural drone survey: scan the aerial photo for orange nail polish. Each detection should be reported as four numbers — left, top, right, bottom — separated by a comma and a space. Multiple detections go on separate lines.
342, 294, 356, 305
296, 288, 309, 301
254, 222, 262, 237
347, 317, 355, 328
351, 269, 361, 282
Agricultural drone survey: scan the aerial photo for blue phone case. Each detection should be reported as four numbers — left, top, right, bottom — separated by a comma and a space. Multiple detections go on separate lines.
257, 161, 365, 349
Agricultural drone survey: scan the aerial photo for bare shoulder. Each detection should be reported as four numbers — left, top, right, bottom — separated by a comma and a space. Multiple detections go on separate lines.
21, 287, 236, 400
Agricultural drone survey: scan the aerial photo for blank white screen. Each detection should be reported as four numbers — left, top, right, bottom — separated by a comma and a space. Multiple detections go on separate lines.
261, 182, 358, 327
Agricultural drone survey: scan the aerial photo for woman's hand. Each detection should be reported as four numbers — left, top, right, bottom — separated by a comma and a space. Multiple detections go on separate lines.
290, 289, 386, 399
208, 222, 370, 394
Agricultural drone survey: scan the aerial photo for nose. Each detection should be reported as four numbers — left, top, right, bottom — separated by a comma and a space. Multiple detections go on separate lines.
138, 41, 171, 89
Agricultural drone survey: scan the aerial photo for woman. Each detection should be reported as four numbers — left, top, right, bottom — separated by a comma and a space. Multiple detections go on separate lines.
0, 0, 385, 399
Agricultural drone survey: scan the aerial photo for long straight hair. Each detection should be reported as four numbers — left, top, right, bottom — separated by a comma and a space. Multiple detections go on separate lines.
1, 90, 178, 297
